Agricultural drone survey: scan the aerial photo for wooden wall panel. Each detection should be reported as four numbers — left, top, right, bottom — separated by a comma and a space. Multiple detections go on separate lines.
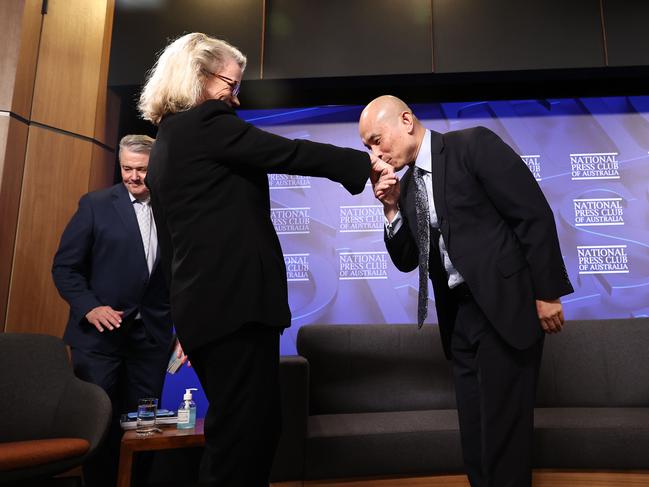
31, 0, 112, 138
0, 116, 29, 332
6, 127, 93, 336
0, 0, 28, 112
0, 0, 43, 117
89, 144, 116, 193
96, 88, 121, 151
93, 1, 116, 147
1, 0, 117, 337
8, 0, 43, 119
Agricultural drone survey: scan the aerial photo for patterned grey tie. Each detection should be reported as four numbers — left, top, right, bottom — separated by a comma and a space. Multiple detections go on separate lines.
134, 199, 154, 274
413, 167, 429, 328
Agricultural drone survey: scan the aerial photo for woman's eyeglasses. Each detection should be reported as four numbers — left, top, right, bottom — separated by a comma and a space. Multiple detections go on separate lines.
206, 71, 241, 97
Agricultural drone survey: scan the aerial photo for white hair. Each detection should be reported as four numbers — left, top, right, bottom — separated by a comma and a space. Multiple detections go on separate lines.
119, 134, 155, 156
138, 33, 247, 125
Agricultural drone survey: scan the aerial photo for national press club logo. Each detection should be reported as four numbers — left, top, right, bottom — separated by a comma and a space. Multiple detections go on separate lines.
284, 253, 309, 282
572, 198, 624, 227
271, 207, 310, 234
268, 174, 311, 189
339, 205, 384, 233
570, 152, 620, 180
520, 154, 542, 181
339, 251, 388, 280
577, 245, 629, 275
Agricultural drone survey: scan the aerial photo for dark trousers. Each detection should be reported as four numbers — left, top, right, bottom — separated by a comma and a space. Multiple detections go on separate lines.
71, 319, 169, 487
189, 323, 282, 487
450, 290, 544, 487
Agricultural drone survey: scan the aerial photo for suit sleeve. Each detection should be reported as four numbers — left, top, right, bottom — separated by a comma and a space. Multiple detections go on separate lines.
201, 105, 370, 195
469, 127, 573, 299
385, 211, 419, 274
51, 195, 102, 318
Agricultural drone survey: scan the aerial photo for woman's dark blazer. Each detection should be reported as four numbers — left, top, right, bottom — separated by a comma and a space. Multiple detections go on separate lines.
146, 100, 370, 352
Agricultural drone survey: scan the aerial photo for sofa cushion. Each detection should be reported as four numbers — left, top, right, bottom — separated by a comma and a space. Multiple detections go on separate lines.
534, 407, 649, 469
537, 318, 649, 407
297, 324, 456, 415
304, 410, 464, 479
303, 406, 649, 480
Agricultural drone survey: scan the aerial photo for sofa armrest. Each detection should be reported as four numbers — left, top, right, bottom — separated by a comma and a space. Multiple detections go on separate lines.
271, 355, 309, 482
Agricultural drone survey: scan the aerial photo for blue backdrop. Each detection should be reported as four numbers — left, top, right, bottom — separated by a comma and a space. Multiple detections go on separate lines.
162, 96, 649, 416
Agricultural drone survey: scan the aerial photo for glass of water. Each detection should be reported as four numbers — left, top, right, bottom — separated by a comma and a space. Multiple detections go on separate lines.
136, 397, 158, 436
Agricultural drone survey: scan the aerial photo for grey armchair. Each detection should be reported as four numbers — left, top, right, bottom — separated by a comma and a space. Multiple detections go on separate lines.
0, 333, 111, 485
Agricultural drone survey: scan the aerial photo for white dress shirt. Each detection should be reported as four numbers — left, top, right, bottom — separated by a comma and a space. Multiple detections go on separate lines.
385, 130, 464, 288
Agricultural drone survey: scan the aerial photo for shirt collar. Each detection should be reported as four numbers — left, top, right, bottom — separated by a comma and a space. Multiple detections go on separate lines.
414, 130, 432, 174
127, 189, 150, 205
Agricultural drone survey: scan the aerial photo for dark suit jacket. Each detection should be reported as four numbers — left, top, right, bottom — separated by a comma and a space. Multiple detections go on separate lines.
52, 183, 173, 352
146, 100, 370, 353
386, 127, 574, 358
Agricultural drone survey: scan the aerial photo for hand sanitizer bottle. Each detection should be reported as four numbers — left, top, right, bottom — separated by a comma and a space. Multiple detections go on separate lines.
177, 388, 197, 429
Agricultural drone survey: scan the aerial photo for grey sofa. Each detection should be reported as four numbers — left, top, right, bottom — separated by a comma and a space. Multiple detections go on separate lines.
274, 318, 649, 481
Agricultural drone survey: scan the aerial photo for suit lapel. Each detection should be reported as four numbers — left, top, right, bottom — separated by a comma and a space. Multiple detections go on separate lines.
430, 131, 450, 246
112, 184, 148, 274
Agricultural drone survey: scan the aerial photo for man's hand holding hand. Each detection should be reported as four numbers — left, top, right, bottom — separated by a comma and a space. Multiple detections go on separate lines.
374, 172, 400, 205
85, 306, 123, 332
370, 156, 400, 220
536, 299, 564, 334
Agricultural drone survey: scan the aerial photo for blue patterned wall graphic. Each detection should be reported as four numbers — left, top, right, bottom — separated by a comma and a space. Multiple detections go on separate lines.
162, 97, 649, 416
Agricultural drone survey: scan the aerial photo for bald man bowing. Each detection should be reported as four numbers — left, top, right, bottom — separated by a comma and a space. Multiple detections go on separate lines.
359, 96, 573, 487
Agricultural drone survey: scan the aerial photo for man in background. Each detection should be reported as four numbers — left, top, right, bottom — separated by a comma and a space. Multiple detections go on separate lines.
360, 96, 573, 487
52, 134, 177, 487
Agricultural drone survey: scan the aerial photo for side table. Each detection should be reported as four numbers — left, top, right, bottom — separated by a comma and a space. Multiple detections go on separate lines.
117, 419, 205, 487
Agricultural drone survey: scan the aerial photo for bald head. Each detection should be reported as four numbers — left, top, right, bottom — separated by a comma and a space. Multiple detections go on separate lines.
359, 95, 424, 171
360, 95, 413, 128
